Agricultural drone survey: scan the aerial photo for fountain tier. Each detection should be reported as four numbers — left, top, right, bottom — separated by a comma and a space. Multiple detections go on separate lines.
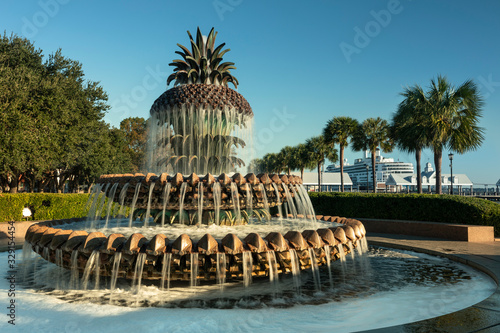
147, 84, 253, 175
97, 172, 308, 225
25, 217, 366, 283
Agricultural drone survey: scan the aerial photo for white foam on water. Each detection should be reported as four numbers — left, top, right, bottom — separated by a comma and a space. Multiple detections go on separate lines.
1, 247, 496, 333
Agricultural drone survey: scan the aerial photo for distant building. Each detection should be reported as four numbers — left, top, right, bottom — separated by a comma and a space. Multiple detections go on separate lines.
385, 162, 473, 194
291, 172, 353, 192
325, 149, 414, 190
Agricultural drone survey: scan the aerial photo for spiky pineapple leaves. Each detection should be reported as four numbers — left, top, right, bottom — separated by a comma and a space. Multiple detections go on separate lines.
167, 27, 238, 88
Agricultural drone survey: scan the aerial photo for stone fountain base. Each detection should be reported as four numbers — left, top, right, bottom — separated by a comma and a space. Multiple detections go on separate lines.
24, 217, 366, 283
96, 172, 310, 226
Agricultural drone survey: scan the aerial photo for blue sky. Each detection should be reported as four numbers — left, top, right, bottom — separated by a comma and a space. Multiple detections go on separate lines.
2, 0, 500, 184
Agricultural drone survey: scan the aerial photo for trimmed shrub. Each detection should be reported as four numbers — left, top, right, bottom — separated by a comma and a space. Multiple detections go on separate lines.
0, 193, 90, 222
308, 192, 500, 236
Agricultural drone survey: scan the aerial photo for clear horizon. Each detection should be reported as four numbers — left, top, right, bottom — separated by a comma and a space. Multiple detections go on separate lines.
2, 0, 499, 184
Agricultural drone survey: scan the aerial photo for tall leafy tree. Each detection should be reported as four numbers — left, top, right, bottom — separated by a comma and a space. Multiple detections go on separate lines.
0, 33, 115, 192
391, 85, 428, 193
0, 33, 54, 192
120, 117, 148, 173
44, 50, 110, 192
323, 116, 359, 192
305, 136, 338, 192
352, 118, 393, 193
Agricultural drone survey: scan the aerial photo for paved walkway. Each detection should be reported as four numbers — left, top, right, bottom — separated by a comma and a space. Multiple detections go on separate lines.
359, 233, 500, 333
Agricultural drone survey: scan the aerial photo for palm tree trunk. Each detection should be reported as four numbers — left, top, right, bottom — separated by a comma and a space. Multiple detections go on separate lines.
300, 168, 304, 180
371, 150, 376, 193
340, 146, 344, 192
416, 149, 422, 194
434, 148, 442, 194
317, 163, 322, 192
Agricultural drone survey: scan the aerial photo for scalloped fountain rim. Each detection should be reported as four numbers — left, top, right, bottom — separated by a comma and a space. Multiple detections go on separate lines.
24, 216, 366, 282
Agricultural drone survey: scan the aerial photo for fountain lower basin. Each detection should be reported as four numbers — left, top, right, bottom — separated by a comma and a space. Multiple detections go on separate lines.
24, 217, 366, 283
8, 244, 496, 332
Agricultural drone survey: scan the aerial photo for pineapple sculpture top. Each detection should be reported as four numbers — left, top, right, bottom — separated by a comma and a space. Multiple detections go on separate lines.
167, 27, 239, 88
147, 27, 253, 175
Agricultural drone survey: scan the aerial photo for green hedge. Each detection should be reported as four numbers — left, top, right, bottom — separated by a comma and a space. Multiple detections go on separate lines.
0, 193, 90, 222
308, 192, 500, 236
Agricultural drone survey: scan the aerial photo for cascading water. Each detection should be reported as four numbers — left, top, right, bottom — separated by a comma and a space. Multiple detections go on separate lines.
128, 183, 142, 227
272, 183, 283, 220
147, 103, 252, 175
297, 185, 316, 221
266, 250, 279, 298
143, 183, 156, 226
133, 253, 147, 292
337, 244, 347, 281
242, 251, 253, 287
55, 248, 64, 289
258, 184, 270, 218
110, 252, 122, 291
190, 253, 199, 288
308, 248, 321, 291
70, 250, 79, 289
213, 182, 221, 226
161, 253, 172, 291
282, 185, 297, 218
230, 182, 241, 223
324, 245, 333, 288
178, 182, 188, 224
216, 252, 227, 290
81, 251, 98, 290
290, 185, 306, 217
93, 183, 110, 228
105, 183, 119, 228
161, 183, 171, 227
117, 183, 130, 219
348, 241, 356, 261
360, 237, 369, 254
245, 185, 253, 218
289, 249, 301, 292
86, 184, 102, 227
197, 182, 203, 225
85, 184, 99, 211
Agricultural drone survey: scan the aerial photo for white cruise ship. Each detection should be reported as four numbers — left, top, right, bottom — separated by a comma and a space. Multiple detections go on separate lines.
325, 149, 414, 189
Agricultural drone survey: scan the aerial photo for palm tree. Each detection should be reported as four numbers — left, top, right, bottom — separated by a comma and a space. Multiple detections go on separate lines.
261, 153, 281, 173
305, 136, 338, 192
415, 76, 484, 194
248, 158, 264, 174
278, 146, 295, 175
323, 116, 359, 192
391, 85, 429, 193
352, 118, 393, 193
289, 143, 314, 179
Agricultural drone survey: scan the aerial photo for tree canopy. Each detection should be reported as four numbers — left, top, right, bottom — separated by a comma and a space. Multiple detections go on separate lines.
120, 117, 148, 173
0, 33, 133, 193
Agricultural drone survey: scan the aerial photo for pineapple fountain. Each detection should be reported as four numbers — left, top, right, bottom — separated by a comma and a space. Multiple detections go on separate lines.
23, 27, 367, 293
12, 28, 496, 333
